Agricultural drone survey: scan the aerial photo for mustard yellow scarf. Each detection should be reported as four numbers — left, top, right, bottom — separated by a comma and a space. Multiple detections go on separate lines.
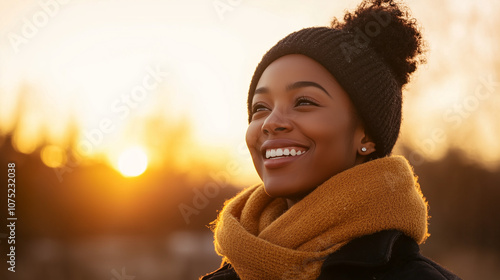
211, 156, 429, 280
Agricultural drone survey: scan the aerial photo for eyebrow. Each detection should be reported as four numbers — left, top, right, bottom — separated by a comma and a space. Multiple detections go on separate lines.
254, 81, 331, 97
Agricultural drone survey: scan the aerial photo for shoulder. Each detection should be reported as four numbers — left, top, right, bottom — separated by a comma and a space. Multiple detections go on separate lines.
199, 261, 239, 280
387, 255, 461, 280
318, 230, 462, 280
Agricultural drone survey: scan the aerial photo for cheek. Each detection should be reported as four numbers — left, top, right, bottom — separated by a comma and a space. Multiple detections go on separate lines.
303, 112, 353, 154
245, 122, 262, 161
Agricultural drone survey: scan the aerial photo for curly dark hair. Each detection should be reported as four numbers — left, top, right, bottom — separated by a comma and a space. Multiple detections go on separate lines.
331, 0, 426, 87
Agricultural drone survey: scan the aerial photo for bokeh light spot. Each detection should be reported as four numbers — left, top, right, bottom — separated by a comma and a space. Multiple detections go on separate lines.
41, 145, 67, 168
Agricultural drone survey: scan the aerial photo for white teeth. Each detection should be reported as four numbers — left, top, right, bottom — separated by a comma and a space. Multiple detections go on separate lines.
271, 149, 276, 157
265, 148, 306, 159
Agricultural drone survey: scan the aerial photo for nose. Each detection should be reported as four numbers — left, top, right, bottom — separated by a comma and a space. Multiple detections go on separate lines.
261, 109, 292, 135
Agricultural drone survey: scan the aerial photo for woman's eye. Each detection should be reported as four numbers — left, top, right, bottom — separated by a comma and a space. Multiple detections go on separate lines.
252, 104, 270, 114
296, 97, 318, 106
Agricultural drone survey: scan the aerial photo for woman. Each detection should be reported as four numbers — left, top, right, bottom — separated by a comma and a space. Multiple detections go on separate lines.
201, 0, 462, 279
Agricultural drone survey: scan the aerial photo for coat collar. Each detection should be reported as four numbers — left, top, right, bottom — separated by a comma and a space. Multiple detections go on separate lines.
321, 230, 420, 268
201, 230, 422, 279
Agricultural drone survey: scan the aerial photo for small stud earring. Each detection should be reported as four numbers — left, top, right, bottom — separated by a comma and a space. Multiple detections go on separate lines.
361, 147, 367, 152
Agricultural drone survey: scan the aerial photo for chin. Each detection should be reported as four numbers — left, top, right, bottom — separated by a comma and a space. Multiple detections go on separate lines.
264, 188, 286, 198
262, 178, 308, 199
263, 178, 288, 198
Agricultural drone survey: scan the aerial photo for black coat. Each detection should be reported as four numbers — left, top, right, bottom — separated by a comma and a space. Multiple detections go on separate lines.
200, 230, 462, 280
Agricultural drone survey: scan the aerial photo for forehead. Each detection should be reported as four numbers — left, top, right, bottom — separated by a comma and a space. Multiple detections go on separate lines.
255, 54, 338, 89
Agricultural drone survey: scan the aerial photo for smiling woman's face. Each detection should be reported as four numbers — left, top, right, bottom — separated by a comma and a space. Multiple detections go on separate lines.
246, 54, 373, 204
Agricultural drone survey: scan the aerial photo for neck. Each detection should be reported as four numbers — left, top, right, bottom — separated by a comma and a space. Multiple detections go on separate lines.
284, 160, 365, 209
285, 192, 308, 209
286, 198, 296, 209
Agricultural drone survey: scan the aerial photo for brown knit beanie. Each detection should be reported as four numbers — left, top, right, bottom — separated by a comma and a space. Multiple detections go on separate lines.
247, 0, 425, 159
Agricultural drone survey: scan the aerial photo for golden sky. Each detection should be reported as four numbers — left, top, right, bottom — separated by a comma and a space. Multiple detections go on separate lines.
0, 0, 499, 183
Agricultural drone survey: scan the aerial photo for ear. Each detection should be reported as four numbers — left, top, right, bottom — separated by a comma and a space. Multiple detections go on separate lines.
351, 114, 376, 162
353, 123, 376, 157
358, 133, 376, 156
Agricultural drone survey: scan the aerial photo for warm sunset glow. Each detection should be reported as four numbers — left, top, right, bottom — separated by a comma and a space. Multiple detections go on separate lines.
117, 147, 148, 177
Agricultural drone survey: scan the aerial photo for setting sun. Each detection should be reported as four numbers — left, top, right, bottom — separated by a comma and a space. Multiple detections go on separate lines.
117, 147, 148, 177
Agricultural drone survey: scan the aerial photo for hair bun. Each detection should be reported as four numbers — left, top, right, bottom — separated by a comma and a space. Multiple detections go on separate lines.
331, 0, 426, 86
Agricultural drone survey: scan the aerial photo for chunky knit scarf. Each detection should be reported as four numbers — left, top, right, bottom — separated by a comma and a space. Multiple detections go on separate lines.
211, 156, 429, 280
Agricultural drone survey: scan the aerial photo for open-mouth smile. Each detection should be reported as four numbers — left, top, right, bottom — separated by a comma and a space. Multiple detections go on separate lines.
260, 139, 310, 169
